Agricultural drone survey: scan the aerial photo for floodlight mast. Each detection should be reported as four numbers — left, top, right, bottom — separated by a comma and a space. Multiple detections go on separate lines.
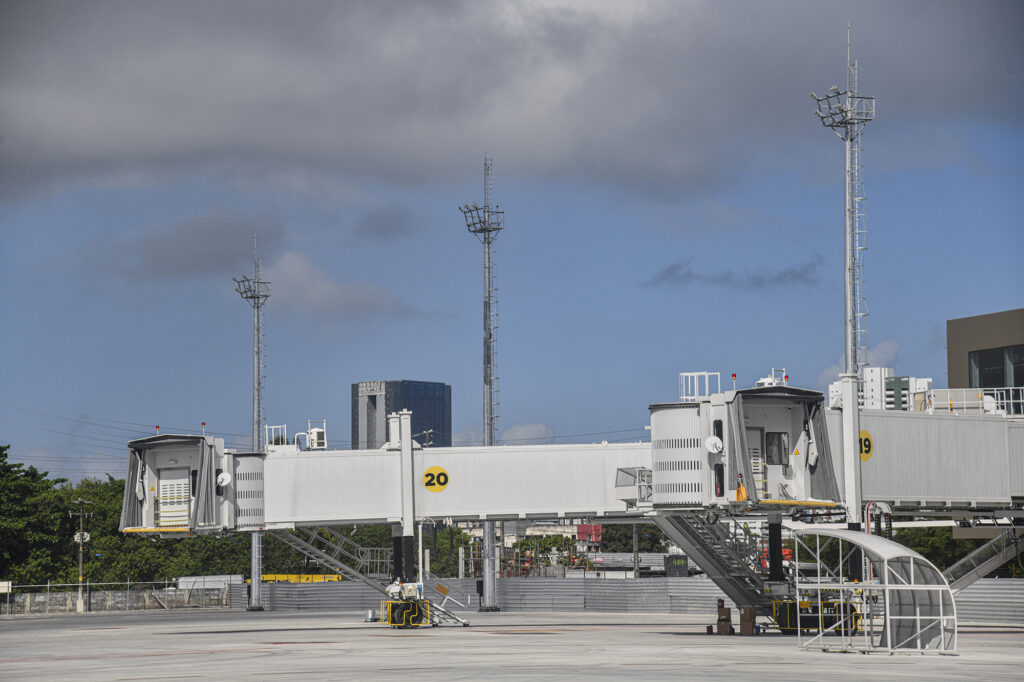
812, 26, 874, 531
233, 237, 271, 610
459, 154, 505, 612
812, 25, 875, 376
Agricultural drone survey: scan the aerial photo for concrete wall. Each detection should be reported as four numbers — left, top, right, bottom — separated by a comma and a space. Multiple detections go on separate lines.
235, 577, 1024, 624
2, 587, 232, 615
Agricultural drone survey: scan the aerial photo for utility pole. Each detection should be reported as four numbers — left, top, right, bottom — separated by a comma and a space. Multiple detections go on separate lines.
234, 237, 271, 610
460, 154, 505, 611
70, 498, 93, 613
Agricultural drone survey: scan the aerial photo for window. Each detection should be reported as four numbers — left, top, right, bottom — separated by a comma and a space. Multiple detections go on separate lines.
969, 344, 1024, 389
765, 432, 790, 467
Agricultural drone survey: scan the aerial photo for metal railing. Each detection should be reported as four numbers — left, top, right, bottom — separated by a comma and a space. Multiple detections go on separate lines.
1, 578, 235, 615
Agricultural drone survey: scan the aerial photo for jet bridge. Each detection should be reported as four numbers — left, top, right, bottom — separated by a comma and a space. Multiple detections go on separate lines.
120, 388, 847, 537
119, 382, 1022, 614
120, 387, 847, 616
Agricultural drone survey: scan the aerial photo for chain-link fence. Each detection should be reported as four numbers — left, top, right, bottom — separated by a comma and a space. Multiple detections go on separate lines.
1, 578, 239, 615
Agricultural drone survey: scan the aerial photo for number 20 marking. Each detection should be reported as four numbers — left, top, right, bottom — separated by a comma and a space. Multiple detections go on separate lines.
423, 466, 450, 492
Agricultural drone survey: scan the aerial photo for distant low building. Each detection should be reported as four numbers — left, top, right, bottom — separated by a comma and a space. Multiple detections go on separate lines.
828, 366, 932, 411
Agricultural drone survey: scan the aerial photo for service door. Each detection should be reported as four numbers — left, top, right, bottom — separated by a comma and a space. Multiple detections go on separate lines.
157, 467, 190, 528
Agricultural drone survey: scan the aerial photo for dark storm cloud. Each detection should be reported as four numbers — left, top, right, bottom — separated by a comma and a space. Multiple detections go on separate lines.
81, 211, 284, 280
1, 0, 1021, 201
645, 257, 821, 289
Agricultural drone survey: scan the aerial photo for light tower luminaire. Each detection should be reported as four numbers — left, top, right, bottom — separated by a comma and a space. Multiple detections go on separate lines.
460, 154, 505, 611
234, 238, 271, 610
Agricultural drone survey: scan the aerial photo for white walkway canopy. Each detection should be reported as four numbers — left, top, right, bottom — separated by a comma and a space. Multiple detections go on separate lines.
794, 528, 956, 654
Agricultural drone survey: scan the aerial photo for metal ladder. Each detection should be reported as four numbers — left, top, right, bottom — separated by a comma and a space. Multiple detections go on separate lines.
750, 454, 768, 499
269, 528, 469, 626
943, 526, 1024, 593
654, 511, 767, 611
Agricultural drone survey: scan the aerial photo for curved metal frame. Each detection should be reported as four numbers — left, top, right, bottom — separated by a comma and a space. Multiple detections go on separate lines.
795, 528, 956, 655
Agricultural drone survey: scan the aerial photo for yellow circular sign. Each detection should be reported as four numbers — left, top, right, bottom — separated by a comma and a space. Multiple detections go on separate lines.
858, 430, 873, 462
423, 466, 449, 492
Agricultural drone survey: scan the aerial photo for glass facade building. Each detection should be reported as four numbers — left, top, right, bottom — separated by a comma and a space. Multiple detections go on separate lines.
351, 380, 452, 449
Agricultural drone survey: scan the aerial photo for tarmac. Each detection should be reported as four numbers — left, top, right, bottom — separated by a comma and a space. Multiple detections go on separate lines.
1, 609, 1022, 681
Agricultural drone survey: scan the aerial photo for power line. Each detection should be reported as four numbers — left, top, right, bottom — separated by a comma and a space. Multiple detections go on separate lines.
0, 401, 250, 439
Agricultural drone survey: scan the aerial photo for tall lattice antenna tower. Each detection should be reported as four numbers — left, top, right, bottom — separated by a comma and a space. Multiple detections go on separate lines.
812, 25, 875, 375
459, 154, 505, 612
460, 154, 505, 447
234, 238, 271, 451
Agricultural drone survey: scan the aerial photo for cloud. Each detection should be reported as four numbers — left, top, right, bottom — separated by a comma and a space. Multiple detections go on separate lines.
264, 251, 417, 318
501, 422, 556, 444
1, 1, 1020, 201
351, 203, 419, 242
645, 258, 820, 289
81, 211, 284, 280
816, 339, 901, 387
452, 423, 482, 447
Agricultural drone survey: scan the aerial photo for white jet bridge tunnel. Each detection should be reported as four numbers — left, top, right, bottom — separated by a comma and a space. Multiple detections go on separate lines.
120, 385, 1023, 620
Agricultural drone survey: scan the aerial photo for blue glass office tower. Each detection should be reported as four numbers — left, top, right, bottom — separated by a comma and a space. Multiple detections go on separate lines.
351, 380, 453, 449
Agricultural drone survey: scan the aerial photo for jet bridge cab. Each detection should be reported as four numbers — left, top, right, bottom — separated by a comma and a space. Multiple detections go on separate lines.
648, 377, 841, 510
119, 434, 256, 536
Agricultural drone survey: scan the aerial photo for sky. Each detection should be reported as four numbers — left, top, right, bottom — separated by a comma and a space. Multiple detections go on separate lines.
1, 0, 1021, 480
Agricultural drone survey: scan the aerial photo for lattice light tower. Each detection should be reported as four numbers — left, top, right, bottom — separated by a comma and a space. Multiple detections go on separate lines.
459, 154, 505, 612
460, 155, 505, 447
233, 238, 270, 611
234, 241, 271, 451
812, 26, 875, 375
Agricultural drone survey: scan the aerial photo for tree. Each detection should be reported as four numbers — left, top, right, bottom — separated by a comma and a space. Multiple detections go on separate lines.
599, 524, 667, 553
0, 445, 72, 584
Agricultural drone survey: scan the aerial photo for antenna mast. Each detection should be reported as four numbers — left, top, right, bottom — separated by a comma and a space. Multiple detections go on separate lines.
233, 237, 271, 611
812, 24, 876, 375
459, 154, 505, 612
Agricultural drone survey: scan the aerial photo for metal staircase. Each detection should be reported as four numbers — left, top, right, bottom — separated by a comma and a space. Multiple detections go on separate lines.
654, 511, 768, 610
281, 526, 392, 578
943, 526, 1024, 593
268, 528, 468, 626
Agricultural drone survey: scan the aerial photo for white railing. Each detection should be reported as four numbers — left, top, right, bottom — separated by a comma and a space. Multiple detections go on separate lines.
679, 372, 721, 402
928, 387, 1024, 416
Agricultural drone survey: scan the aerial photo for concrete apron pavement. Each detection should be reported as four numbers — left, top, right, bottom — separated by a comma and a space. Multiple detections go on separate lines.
1, 609, 1022, 681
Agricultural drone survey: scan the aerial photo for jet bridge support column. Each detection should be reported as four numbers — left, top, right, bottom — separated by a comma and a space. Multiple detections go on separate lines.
840, 373, 863, 580
391, 525, 404, 581
768, 515, 784, 582
397, 411, 418, 582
